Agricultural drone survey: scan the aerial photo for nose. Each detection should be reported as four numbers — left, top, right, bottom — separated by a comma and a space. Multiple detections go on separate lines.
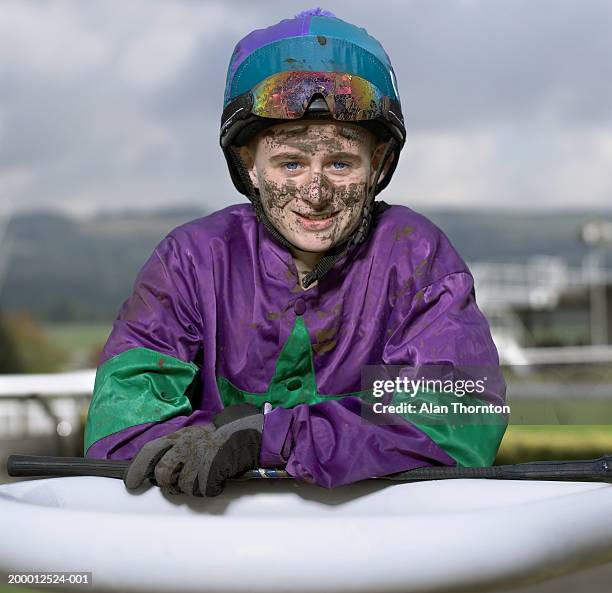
302, 170, 333, 209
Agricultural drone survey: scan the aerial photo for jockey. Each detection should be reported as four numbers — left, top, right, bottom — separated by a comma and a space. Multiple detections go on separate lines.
84, 8, 507, 497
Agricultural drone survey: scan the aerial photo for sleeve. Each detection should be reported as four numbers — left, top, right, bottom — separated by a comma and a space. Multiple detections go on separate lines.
84, 233, 215, 460
259, 271, 508, 488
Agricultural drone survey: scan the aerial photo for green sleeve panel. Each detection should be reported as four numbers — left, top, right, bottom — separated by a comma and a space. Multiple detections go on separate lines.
84, 347, 199, 453
390, 388, 508, 467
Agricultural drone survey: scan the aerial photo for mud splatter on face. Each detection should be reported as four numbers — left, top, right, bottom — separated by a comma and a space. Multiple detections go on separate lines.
250, 122, 375, 253
260, 176, 366, 246
338, 125, 366, 142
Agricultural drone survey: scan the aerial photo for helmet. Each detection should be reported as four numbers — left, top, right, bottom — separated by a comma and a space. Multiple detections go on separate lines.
219, 8, 406, 286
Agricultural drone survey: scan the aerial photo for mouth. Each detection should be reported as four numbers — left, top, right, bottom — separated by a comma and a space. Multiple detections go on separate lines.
293, 210, 340, 221
293, 210, 340, 231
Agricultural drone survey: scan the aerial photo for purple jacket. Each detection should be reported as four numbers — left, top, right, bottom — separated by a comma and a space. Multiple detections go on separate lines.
85, 203, 507, 488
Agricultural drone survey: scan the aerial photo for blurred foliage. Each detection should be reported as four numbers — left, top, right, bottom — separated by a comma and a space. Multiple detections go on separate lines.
43, 322, 110, 369
0, 311, 68, 373
0, 314, 23, 373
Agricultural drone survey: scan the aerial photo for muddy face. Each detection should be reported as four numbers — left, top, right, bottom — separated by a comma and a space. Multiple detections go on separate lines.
239, 121, 386, 253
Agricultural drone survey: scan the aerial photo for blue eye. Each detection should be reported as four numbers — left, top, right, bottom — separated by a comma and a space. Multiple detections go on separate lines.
331, 161, 348, 170
284, 162, 300, 171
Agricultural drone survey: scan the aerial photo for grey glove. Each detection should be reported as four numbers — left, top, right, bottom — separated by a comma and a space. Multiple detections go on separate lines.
123, 403, 264, 497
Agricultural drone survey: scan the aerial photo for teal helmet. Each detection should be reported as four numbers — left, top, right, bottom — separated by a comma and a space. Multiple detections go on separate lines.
220, 8, 406, 286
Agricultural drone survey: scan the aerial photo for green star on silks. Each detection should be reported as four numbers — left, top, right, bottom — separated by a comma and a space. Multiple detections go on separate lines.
217, 317, 364, 410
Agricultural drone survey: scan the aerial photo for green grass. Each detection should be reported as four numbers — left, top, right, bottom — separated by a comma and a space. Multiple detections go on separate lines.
496, 425, 612, 464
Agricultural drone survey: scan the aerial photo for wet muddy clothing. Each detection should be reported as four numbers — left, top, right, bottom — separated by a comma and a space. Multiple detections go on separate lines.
85, 203, 507, 488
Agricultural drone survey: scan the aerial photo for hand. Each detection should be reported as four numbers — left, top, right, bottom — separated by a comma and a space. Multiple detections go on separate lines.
123, 404, 264, 497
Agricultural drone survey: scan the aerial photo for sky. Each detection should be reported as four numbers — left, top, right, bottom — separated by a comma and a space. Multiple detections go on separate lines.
1, 0, 611, 217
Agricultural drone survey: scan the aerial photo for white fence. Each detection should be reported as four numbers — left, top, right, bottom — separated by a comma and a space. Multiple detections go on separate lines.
0, 370, 94, 439
470, 255, 612, 311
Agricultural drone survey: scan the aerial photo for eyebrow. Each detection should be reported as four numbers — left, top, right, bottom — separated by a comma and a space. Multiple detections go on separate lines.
269, 152, 306, 163
327, 151, 363, 162
269, 150, 362, 162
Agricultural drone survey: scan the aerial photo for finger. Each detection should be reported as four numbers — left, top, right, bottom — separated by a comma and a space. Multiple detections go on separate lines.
171, 424, 216, 496
124, 438, 174, 489
196, 426, 232, 497
159, 462, 184, 496
177, 459, 201, 497
154, 447, 185, 491
203, 456, 227, 497
201, 433, 259, 497
202, 439, 259, 497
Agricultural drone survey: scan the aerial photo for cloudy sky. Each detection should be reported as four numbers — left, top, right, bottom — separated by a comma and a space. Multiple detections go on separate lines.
1, 0, 611, 217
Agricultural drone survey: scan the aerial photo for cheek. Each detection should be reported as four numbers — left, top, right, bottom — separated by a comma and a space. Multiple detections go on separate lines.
334, 165, 369, 194
259, 172, 300, 216
335, 181, 367, 209
257, 165, 281, 183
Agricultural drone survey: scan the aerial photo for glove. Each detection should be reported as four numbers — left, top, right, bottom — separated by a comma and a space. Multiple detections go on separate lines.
123, 403, 264, 497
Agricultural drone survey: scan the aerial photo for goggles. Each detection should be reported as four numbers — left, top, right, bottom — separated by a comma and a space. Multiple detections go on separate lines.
220, 71, 405, 144
250, 71, 388, 121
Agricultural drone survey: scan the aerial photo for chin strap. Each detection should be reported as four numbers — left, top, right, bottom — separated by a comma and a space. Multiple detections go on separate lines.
230, 137, 397, 289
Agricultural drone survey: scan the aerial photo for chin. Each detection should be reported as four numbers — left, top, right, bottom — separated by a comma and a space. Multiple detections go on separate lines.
289, 235, 333, 253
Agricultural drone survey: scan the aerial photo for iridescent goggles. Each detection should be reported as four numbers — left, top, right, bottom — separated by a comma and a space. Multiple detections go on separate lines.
252, 70, 388, 120
220, 71, 404, 145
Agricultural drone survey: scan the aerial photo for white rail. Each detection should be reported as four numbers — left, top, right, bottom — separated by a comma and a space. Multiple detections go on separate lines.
0, 369, 95, 440
470, 256, 612, 310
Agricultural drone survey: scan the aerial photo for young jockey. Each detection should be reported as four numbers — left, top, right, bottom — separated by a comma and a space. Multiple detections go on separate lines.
85, 9, 507, 497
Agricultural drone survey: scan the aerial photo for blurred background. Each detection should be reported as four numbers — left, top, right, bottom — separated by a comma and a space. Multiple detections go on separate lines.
1, 0, 612, 488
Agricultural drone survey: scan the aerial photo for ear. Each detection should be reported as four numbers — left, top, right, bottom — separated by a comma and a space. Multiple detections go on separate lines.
237, 144, 259, 189
369, 141, 394, 187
